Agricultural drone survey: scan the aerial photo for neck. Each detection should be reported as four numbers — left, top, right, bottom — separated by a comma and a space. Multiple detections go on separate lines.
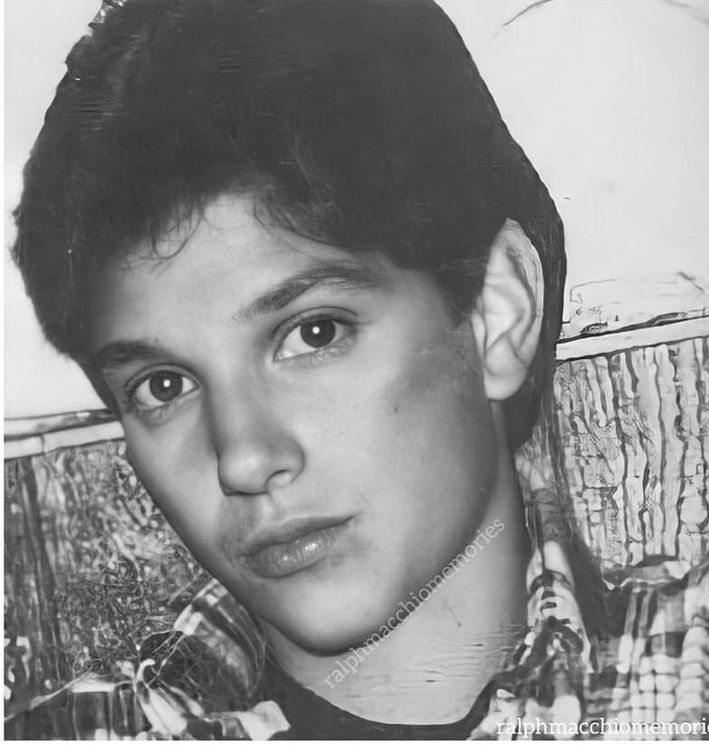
265, 428, 530, 726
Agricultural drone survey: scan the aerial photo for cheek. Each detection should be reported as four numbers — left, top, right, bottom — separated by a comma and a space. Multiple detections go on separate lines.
371, 338, 490, 452
374, 344, 495, 514
124, 426, 219, 540
310, 334, 495, 520
129, 444, 235, 583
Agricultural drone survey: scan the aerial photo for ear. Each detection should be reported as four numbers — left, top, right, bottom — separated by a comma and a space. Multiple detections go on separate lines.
470, 219, 544, 402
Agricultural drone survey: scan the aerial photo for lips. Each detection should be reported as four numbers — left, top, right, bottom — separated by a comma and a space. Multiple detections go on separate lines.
241, 516, 351, 579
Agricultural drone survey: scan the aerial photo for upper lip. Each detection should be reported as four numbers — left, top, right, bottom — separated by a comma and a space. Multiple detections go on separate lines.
241, 515, 352, 556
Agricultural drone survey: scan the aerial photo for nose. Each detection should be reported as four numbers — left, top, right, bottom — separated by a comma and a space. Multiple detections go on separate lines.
208, 387, 305, 497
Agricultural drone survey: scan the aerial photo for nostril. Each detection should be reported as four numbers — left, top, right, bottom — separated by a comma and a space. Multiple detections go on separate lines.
265, 468, 298, 490
217, 468, 270, 497
218, 466, 298, 498
218, 480, 256, 498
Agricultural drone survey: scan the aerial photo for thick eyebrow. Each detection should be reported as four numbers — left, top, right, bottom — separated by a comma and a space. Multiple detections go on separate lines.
93, 259, 382, 372
94, 340, 176, 373
234, 259, 382, 324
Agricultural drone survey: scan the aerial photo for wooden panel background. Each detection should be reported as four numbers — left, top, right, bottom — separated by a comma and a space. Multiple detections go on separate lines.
549, 336, 707, 569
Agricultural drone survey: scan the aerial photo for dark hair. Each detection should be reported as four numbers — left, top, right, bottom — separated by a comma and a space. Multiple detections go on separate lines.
12, 0, 565, 447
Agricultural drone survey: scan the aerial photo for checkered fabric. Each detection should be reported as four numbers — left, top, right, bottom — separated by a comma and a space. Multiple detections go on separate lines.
5, 546, 708, 739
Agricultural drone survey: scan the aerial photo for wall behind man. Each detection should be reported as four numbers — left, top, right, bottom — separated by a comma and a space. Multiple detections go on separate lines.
5, 0, 709, 417
5, 0, 102, 417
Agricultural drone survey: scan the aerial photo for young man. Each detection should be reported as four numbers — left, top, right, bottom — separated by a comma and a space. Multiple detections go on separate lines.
9, 0, 707, 739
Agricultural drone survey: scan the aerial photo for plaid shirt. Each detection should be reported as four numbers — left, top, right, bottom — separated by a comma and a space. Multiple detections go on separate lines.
6, 548, 708, 740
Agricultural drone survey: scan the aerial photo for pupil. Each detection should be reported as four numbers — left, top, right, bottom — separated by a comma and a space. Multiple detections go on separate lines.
301, 320, 336, 348
149, 372, 183, 402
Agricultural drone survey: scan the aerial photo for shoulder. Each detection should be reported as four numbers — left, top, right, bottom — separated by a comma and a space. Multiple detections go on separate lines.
4, 580, 288, 740
471, 560, 709, 739
593, 560, 709, 723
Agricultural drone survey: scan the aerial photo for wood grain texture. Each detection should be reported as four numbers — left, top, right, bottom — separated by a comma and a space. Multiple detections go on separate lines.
517, 335, 709, 570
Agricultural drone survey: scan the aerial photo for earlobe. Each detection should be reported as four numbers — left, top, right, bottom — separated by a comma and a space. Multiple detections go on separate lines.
471, 220, 544, 401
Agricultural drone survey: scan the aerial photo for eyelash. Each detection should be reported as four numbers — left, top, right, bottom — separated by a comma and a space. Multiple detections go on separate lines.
121, 368, 196, 422
273, 309, 357, 365
120, 310, 357, 420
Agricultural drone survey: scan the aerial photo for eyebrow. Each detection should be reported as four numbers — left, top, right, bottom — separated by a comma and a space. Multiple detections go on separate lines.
235, 259, 381, 323
93, 259, 382, 372
93, 340, 176, 372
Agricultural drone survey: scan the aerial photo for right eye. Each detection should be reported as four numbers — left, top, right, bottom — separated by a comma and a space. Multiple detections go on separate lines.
131, 371, 198, 411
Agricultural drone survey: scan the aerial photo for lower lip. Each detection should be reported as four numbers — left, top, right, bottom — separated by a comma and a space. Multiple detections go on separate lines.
245, 522, 349, 579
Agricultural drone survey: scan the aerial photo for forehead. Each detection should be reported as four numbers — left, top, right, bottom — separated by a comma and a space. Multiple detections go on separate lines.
118, 194, 357, 282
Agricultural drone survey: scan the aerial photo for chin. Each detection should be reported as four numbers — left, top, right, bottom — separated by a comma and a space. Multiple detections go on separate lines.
263, 587, 400, 654
280, 616, 386, 655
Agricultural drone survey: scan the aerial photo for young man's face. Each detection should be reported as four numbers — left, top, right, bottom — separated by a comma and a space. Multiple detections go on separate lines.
89, 195, 498, 651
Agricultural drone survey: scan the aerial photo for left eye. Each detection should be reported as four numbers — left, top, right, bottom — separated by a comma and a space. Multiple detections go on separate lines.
132, 371, 198, 410
277, 319, 348, 360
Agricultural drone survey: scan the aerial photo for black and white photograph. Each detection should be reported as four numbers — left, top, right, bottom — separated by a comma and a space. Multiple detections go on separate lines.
4, 0, 709, 739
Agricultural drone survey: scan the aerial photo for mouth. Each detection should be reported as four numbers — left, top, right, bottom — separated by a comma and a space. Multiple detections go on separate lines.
241, 516, 352, 579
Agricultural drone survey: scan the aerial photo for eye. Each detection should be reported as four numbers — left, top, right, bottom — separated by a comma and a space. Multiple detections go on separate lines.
276, 318, 351, 360
132, 371, 198, 410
